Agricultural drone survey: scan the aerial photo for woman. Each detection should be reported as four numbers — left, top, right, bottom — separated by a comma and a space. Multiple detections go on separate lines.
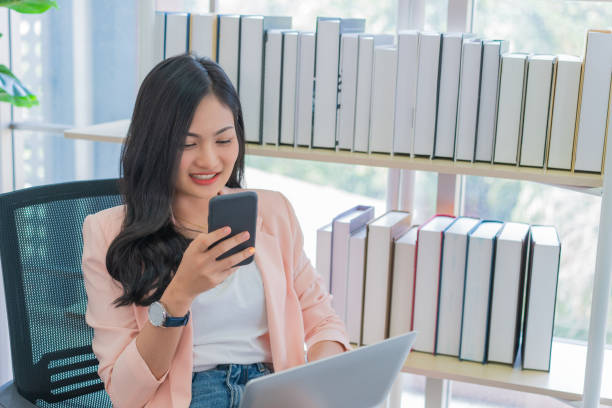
82, 55, 350, 408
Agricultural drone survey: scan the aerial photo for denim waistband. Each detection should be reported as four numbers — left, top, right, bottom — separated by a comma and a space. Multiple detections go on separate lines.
214, 362, 273, 373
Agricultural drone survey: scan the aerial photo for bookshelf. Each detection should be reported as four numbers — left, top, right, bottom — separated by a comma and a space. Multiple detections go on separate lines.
64, 117, 612, 406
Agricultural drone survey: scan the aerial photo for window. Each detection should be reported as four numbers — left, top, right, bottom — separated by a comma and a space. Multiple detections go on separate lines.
9, 0, 137, 189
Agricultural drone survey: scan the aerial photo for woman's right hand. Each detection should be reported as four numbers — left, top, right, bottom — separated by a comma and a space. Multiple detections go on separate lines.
160, 226, 254, 315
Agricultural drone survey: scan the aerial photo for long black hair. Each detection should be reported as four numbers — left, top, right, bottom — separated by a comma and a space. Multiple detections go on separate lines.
106, 55, 245, 307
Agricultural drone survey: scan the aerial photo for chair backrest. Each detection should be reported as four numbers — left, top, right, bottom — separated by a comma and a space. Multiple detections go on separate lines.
0, 179, 122, 407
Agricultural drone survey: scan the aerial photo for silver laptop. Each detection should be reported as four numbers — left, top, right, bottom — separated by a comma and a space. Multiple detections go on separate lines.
239, 331, 416, 408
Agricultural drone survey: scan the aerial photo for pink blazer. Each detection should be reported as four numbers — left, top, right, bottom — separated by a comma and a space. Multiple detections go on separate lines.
82, 187, 351, 408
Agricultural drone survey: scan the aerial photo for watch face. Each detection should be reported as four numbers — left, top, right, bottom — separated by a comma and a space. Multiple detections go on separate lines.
148, 302, 165, 327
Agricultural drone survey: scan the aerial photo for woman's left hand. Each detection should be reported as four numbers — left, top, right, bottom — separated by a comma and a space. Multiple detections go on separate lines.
307, 340, 345, 362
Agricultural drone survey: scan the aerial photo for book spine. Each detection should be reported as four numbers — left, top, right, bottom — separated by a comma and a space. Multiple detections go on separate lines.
394, 32, 419, 156
313, 19, 341, 149
512, 229, 530, 364
369, 46, 398, 154
353, 37, 374, 153
575, 30, 612, 172
521, 238, 536, 369
280, 32, 298, 146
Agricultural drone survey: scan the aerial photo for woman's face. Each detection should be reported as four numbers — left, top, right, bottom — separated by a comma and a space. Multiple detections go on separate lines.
174, 93, 239, 202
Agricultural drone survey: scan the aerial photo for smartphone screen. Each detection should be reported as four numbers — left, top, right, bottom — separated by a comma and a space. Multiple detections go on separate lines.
208, 191, 257, 267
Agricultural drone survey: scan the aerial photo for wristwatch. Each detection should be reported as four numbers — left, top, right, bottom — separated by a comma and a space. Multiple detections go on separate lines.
148, 301, 190, 327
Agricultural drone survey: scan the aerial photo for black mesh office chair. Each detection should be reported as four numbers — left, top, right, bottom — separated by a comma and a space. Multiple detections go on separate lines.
0, 179, 122, 407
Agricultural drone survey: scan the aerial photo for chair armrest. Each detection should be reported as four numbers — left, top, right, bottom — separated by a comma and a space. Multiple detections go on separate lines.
0, 381, 37, 408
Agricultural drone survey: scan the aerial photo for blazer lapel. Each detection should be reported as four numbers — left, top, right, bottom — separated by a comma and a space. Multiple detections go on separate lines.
254, 212, 290, 371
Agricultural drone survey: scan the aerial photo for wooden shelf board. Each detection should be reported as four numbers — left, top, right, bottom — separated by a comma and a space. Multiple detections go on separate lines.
64, 120, 603, 189
400, 340, 612, 405
64, 119, 130, 144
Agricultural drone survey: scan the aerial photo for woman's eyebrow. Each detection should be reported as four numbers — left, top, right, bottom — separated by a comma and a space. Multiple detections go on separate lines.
186, 126, 234, 138
214, 125, 234, 135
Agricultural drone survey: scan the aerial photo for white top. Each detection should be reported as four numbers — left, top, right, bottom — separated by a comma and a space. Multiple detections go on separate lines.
191, 260, 273, 372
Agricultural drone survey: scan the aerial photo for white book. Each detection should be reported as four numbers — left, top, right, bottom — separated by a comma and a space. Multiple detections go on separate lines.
280, 31, 299, 146
239, 16, 292, 144
475, 40, 508, 162
455, 39, 483, 162
369, 45, 398, 154
354, 34, 395, 152
389, 226, 418, 338
315, 223, 333, 293
394, 31, 420, 155
522, 226, 561, 371
139, 12, 165, 87
189, 13, 217, 60
547, 55, 582, 170
262, 29, 287, 145
165, 13, 189, 58
434, 33, 464, 159
459, 221, 504, 363
346, 226, 367, 344
313, 18, 366, 149
138, 11, 166, 75
488, 222, 530, 365
295, 32, 315, 147
520, 55, 556, 167
436, 217, 480, 357
331, 206, 375, 322
575, 30, 612, 173
494, 53, 528, 165
412, 215, 456, 353
217, 15, 241, 90
336, 33, 360, 150
362, 211, 412, 345
414, 32, 442, 157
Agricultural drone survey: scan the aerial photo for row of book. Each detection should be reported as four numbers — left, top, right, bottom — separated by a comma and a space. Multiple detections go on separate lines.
317, 209, 561, 371
154, 12, 611, 173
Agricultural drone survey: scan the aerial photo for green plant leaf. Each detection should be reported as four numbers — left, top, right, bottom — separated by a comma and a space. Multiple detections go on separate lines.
0, 64, 38, 107
0, 0, 58, 14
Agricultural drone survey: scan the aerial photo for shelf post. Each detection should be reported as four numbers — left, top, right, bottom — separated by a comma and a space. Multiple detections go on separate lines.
446, 0, 473, 32
397, 0, 425, 31
387, 168, 401, 211
389, 2, 425, 406
436, 173, 461, 215
582, 124, 612, 405
209, 0, 218, 13
425, 377, 451, 408
72, 0, 94, 181
399, 170, 416, 212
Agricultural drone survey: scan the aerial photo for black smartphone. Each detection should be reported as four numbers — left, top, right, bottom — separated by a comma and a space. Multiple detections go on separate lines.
208, 191, 257, 267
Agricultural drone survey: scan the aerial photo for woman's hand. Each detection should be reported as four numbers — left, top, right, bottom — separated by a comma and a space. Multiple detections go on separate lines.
307, 340, 346, 362
161, 226, 254, 316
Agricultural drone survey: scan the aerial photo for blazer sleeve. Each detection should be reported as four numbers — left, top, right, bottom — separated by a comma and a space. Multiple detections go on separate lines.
82, 214, 168, 408
279, 193, 352, 353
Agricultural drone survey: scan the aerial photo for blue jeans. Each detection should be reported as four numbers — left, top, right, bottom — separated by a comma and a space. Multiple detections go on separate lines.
190, 363, 273, 408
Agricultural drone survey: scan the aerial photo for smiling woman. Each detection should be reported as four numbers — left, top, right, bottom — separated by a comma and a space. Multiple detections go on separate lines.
109, 55, 246, 307
81, 55, 350, 408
